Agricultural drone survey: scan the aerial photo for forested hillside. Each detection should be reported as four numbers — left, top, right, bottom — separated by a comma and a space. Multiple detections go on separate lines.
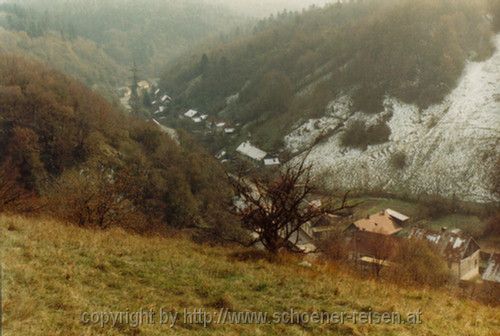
0, 0, 244, 88
0, 27, 126, 88
0, 55, 233, 231
210, 0, 331, 17
161, 0, 495, 150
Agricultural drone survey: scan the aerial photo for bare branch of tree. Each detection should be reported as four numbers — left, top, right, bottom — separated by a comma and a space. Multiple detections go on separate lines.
228, 154, 356, 254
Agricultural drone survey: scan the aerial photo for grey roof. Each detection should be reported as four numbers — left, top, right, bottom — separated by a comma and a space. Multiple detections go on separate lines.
386, 209, 410, 222
408, 228, 480, 262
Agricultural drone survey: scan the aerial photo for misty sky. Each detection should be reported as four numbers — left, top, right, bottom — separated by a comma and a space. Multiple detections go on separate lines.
0, 0, 335, 19
0, 0, 334, 16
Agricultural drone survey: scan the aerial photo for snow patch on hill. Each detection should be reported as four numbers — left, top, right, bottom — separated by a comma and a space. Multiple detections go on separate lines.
285, 95, 352, 153
286, 35, 500, 203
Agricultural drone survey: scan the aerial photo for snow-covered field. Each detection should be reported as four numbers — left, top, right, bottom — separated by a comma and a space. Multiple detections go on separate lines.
286, 35, 500, 203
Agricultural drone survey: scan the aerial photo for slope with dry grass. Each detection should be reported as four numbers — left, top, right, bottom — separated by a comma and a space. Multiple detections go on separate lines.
0, 215, 498, 336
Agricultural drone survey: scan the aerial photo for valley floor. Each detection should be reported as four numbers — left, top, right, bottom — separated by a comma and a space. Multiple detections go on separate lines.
0, 215, 498, 336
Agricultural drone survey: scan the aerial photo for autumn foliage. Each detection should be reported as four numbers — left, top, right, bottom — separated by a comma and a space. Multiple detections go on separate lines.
0, 55, 232, 232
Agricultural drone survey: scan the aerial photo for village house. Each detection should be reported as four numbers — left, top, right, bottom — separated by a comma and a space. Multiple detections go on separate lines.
161, 94, 172, 103
249, 223, 317, 254
341, 209, 409, 274
215, 122, 226, 128
215, 149, 227, 160
263, 155, 280, 166
184, 109, 198, 118
345, 230, 398, 275
345, 209, 409, 236
236, 141, 267, 162
283, 221, 317, 253
408, 228, 481, 282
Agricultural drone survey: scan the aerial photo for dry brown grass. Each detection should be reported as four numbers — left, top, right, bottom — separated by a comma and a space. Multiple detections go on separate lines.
0, 215, 498, 336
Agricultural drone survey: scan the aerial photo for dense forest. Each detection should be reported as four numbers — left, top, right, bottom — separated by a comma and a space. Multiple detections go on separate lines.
0, 55, 234, 232
161, 0, 496, 150
0, 0, 245, 88
210, 0, 331, 17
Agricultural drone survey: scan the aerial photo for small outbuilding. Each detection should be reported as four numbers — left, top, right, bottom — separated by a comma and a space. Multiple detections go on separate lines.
263, 155, 280, 166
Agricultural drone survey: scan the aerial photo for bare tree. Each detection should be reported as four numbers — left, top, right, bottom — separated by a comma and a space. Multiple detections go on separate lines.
230, 155, 356, 254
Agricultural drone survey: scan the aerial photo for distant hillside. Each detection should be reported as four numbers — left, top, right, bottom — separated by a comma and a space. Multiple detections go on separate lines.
0, 55, 232, 230
160, 0, 499, 202
209, 0, 332, 17
0, 0, 245, 87
291, 34, 500, 203
1, 214, 498, 335
161, 0, 494, 149
0, 27, 126, 88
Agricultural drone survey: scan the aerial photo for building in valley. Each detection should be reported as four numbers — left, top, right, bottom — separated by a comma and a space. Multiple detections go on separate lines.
345, 209, 409, 236
236, 141, 267, 162
408, 228, 481, 282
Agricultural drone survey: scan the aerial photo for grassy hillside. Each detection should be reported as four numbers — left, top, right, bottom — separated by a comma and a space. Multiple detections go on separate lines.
1, 215, 498, 336
161, 0, 495, 150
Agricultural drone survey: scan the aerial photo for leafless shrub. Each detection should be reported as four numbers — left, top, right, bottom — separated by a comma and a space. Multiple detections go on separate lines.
229, 154, 356, 254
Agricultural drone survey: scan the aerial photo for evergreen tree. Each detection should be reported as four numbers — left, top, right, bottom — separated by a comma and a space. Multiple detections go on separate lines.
199, 54, 209, 77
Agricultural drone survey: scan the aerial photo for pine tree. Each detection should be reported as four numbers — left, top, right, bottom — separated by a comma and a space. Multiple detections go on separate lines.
199, 54, 209, 77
